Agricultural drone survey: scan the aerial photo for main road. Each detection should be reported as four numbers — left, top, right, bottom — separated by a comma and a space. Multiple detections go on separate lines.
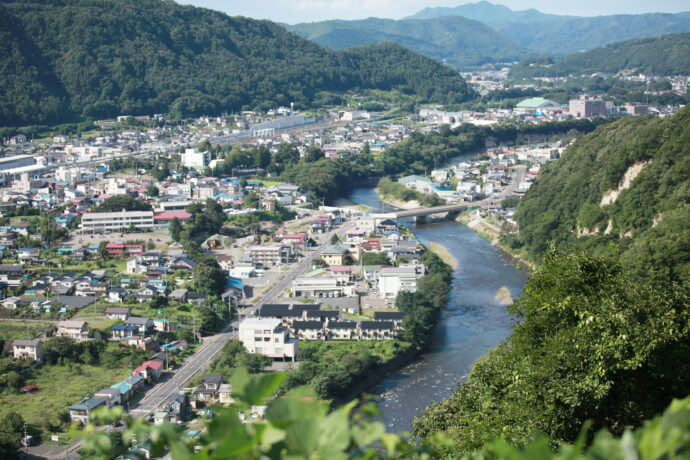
129, 219, 356, 418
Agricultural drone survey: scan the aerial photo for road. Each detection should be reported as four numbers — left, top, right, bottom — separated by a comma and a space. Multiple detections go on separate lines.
129, 219, 355, 418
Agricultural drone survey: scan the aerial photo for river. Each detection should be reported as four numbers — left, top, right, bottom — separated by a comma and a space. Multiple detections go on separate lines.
347, 186, 528, 433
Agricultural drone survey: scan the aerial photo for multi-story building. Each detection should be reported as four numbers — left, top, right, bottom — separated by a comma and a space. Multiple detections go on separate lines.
239, 318, 298, 360
12, 339, 44, 361
569, 95, 606, 118
80, 210, 154, 233
379, 266, 422, 298
56, 320, 90, 341
181, 149, 210, 170
247, 245, 290, 266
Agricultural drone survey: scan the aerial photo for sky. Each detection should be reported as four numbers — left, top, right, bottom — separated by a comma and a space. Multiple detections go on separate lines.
179, 0, 690, 24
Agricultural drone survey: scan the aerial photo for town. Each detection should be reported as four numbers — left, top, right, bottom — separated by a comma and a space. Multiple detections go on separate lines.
0, 73, 686, 458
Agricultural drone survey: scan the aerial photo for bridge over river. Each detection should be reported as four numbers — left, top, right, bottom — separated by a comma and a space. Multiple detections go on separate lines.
371, 203, 478, 223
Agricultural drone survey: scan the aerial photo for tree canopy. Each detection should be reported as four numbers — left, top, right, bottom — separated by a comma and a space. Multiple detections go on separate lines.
0, 0, 470, 126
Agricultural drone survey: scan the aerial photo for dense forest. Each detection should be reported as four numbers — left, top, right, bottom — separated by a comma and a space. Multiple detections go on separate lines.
0, 0, 470, 126
287, 16, 527, 68
511, 106, 690, 284
510, 33, 690, 78
404, 1, 690, 57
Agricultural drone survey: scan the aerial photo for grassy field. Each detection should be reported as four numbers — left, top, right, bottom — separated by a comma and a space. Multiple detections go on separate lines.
0, 364, 129, 426
0, 321, 53, 341
72, 304, 119, 330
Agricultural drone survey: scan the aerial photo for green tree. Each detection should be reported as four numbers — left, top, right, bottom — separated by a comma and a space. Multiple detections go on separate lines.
169, 217, 182, 242
146, 184, 159, 197
0, 412, 25, 459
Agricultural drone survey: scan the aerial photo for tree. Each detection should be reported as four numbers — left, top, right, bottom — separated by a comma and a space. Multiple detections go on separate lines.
330, 234, 340, 245
146, 184, 159, 197
361, 251, 391, 266
40, 215, 66, 244
413, 246, 690, 455
0, 412, 25, 459
169, 217, 182, 242
92, 195, 152, 212
98, 241, 109, 259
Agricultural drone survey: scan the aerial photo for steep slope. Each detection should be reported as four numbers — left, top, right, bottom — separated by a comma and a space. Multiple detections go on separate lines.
510, 33, 690, 77
513, 106, 690, 283
287, 16, 527, 68
0, 0, 471, 126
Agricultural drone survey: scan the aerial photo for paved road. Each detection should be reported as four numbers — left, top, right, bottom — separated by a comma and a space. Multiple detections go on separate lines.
129, 219, 355, 418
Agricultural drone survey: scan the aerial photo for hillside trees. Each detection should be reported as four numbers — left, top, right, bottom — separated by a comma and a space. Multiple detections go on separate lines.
0, 0, 470, 126
412, 247, 690, 455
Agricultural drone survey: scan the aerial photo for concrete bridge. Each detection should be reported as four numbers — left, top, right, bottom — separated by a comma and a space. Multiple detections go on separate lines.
371, 203, 470, 223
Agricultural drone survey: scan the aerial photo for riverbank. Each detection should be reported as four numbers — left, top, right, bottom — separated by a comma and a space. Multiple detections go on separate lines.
376, 189, 420, 210
428, 242, 458, 270
457, 209, 535, 271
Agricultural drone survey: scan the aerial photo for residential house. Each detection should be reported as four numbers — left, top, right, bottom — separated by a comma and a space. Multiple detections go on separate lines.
134, 360, 163, 380
125, 316, 154, 336
359, 321, 395, 339
56, 320, 90, 341
1, 296, 21, 309
168, 289, 188, 303
94, 387, 122, 407
291, 321, 324, 340
153, 318, 178, 332
111, 324, 138, 339
218, 383, 233, 405
327, 321, 358, 340
69, 397, 106, 424
105, 307, 130, 320
192, 374, 224, 406
166, 393, 192, 423
216, 256, 234, 271
169, 256, 195, 270
12, 339, 44, 362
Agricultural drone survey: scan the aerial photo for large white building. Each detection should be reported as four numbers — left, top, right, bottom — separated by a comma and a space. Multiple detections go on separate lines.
379, 266, 423, 298
81, 210, 155, 233
181, 149, 210, 170
239, 318, 298, 360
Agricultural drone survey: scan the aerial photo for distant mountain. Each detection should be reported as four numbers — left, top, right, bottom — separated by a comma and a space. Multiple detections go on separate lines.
510, 33, 690, 78
405, 2, 690, 57
0, 0, 471, 127
287, 16, 527, 69
404, 1, 567, 24
496, 13, 690, 56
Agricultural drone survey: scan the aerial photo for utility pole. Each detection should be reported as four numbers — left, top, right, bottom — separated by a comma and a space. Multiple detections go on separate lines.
193, 315, 196, 342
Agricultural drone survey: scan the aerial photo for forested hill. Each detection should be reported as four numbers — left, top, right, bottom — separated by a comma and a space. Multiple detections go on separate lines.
0, 0, 470, 127
413, 106, 690, 456
510, 33, 690, 78
287, 16, 527, 68
403, 1, 690, 57
512, 106, 690, 284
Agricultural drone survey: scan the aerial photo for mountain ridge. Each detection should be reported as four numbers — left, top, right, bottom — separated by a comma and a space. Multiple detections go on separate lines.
286, 15, 527, 69
0, 0, 471, 126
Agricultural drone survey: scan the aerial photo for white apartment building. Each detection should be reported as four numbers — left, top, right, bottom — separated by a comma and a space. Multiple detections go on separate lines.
81, 210, 155, 233
182, 149, 210, 170
379, 266, 422, 298
248, 245, 290, 266
239, 318, 298, 360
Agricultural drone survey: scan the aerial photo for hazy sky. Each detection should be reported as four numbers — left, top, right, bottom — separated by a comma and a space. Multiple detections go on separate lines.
179, 0, 690, 24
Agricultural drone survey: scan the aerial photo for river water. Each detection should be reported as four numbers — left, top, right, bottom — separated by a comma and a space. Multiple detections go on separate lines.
347, 187, 528, 433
